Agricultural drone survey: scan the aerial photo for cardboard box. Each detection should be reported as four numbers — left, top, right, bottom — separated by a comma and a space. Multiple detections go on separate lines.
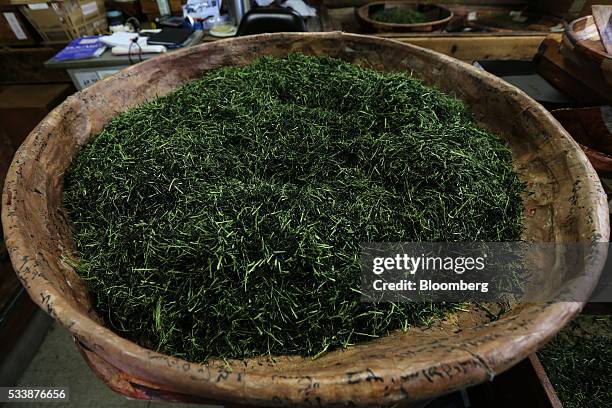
139, 0, 183, 18
0, 6, 37, 45
536, 0, 600, 21
17, 0, 107, 43
0, 46, 72, 84
0, 84, 73, 149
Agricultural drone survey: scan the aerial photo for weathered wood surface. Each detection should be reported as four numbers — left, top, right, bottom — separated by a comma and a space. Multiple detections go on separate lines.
2, 33, 609, 407
538, 37, 612, 103
399, 34, 553, 61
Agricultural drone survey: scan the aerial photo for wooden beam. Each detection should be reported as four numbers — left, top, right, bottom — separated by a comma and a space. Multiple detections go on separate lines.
395, 34, 559, 61
323, 0, 527, 9
536, 38, 612, 104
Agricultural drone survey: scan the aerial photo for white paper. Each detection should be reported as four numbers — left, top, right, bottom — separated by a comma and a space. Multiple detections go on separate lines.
81, 1, 98, 16
569, 0, 587, 15
182, 0, 219, 20
549, 23, 565, 33
111, 44, 166, 55
156, 0, 171, 16
2, 12, 27, 40
601, 106, 612, 135
28, 3, 49, 10
79, 37, 99, 44
283, 0, 316, 18
97, 68, 120, 80
509, 11, 527, 23
99, 32, 146, 47
573, 18, 600, 41
73, 71, 100, 89
467, 11, 477, 21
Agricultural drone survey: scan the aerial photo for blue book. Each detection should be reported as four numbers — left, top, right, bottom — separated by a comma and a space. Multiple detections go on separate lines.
52, 36, 107, 62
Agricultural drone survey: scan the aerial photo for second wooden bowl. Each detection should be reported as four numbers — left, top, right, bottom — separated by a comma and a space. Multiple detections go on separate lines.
355, 2, 453, 32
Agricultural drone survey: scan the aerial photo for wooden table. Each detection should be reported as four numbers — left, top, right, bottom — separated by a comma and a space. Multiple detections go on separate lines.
319, 5, 563, 62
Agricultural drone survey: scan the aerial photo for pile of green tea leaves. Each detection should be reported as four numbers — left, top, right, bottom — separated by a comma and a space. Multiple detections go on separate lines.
371, 7, 427, 24
538, 315, 612, 408
64, 54, 524, 362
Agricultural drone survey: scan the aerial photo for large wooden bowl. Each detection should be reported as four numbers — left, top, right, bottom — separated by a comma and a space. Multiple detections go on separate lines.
2, 32, 609, 407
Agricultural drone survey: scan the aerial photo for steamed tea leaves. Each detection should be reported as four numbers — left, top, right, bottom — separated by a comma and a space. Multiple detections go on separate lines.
64, 54, 524, 361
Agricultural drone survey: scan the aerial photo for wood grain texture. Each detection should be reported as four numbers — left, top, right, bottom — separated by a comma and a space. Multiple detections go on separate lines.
538, 43, 594, 102
539, 37, 612, 103
1, 33, 609, 407
398, 34, 549, 60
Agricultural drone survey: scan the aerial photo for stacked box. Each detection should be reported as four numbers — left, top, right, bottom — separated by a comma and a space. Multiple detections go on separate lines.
0, 6, 37, 46
536, 0, 599, 20
139, 0, 183, 19
15, 0, 107, 44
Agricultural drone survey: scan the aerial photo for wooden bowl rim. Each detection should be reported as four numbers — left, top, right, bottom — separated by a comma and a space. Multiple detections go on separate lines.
565, 15, 612, 63
2, 32, 609, 405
